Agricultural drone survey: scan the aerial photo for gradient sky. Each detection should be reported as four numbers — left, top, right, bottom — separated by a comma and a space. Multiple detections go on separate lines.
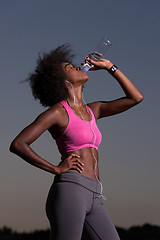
1, 0, 160, 232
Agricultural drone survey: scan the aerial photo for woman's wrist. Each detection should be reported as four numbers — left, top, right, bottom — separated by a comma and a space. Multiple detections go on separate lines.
107, 65, 118, 75
104, 60, 113, 70
104, 61, 118, 75
54, 166, 61, 175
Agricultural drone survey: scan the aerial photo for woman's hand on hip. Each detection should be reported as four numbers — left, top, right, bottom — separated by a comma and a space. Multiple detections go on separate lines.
56, 154, 84, 174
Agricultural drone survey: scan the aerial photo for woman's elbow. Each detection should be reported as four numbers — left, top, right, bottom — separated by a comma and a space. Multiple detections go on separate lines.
134, 93, 144, 104
136, 94, 144, 104
9, 139, 22, 154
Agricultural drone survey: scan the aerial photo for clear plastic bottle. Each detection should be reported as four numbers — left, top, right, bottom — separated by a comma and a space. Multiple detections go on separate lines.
83, 37, 112, 72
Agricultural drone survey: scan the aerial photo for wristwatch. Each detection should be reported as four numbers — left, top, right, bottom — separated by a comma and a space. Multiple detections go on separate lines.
108, 65, 118, 74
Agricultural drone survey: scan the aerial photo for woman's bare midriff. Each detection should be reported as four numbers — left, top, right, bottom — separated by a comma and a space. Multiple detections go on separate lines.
61, 147, 100, 180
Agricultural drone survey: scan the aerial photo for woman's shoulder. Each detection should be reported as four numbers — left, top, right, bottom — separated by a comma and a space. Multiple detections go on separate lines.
36, 102, 67, 124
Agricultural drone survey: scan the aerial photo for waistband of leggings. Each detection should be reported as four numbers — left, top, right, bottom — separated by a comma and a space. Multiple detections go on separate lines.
54, 170, 101, 194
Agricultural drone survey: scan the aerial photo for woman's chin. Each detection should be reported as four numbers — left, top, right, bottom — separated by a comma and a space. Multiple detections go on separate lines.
82, 72, 89, 81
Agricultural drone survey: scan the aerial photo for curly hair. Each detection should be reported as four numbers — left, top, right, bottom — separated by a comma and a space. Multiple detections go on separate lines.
27, 44, 74, 107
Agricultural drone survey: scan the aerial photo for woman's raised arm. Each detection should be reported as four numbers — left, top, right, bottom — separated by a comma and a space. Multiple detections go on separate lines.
86, 57, 144, 119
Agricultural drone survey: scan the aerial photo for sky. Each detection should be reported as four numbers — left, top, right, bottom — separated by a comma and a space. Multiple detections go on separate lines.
0, 0, 160, 232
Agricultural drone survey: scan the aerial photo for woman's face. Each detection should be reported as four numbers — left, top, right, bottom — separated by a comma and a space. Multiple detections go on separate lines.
61, 62, 89, 85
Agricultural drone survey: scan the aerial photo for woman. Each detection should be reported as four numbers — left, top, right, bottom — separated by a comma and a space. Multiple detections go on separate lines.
10, 44, 143, 240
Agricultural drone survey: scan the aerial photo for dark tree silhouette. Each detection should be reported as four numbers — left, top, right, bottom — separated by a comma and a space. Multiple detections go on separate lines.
0, 224, 160, 240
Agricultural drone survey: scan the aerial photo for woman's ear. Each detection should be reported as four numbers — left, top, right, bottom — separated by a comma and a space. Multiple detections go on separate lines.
65, 80, 72, 85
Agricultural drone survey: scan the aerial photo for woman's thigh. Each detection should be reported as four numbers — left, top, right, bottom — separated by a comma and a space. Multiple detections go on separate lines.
46, 182, 92, 240
84, 196, 120, 240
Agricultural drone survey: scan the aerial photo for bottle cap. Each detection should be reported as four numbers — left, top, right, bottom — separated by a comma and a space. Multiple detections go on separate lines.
82, 63, 90, 72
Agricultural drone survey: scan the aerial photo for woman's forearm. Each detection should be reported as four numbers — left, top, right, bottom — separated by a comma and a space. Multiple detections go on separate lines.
106, 65, 144, 103
10, 140, 58, 174
87, 56, 144, 104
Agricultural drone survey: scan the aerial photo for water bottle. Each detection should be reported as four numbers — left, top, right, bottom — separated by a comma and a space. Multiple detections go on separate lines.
83, 37, 112, 72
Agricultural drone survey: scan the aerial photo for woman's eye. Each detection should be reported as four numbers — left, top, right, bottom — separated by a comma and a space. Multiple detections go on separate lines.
66, 66, 74, 71
69, 66, 74, 69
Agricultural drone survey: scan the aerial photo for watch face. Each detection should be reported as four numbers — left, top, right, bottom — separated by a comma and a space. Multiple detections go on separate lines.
108, 65, 118, 74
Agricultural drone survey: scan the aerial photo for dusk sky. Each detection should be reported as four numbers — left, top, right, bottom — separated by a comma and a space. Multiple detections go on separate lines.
1, 0, 160, 232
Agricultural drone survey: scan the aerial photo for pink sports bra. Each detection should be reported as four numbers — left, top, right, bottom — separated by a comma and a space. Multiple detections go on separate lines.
56, 101, 102, 155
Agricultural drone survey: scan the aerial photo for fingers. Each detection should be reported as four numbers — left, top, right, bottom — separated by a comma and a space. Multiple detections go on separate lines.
91, 52, 103, 57
72, 163, 84, 173
85, 56, 96, 65
85, 55, 109, 71
68, 153, 80, 159
66, 154, 84, 173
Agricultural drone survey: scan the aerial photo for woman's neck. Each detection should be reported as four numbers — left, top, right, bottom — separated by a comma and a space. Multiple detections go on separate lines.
67, 86, 83, 107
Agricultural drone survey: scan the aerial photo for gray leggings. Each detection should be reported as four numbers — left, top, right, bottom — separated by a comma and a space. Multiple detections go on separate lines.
46, 171, 120, 240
